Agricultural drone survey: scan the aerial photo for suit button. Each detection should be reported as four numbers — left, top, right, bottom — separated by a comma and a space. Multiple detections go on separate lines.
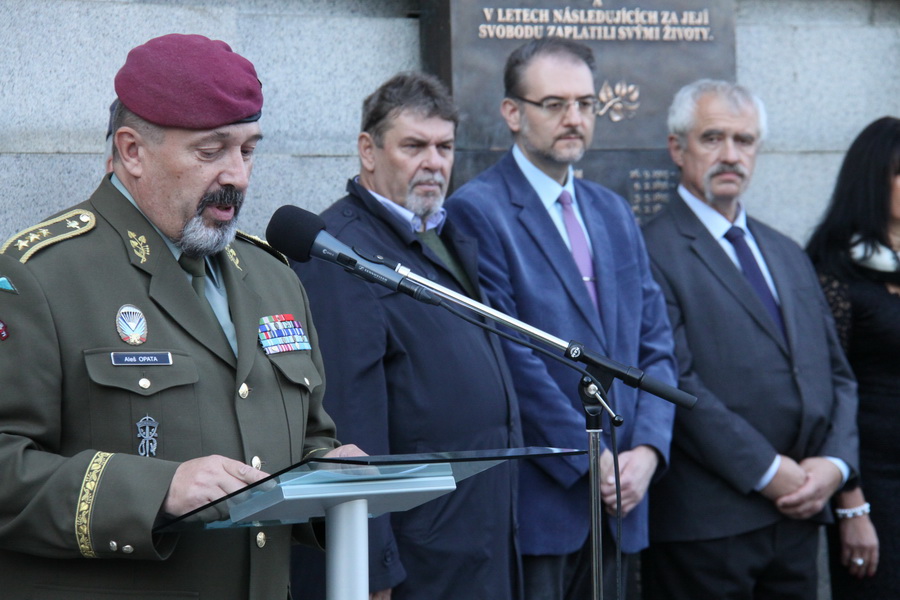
109, 541, 118, 552
138, 378, 151, 389
256, 532, 267, 548
122, 545, 134, 554
251, 456, 262, 470
239, 383, 250, 398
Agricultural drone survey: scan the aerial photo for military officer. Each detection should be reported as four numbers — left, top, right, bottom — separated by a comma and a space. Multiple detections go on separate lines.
0, 33, 359, 599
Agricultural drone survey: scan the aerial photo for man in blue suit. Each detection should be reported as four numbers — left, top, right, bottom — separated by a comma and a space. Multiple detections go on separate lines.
446, 39, 677, 600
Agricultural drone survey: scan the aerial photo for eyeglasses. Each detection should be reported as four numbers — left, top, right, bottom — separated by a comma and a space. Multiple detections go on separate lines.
513, 96, 599, 117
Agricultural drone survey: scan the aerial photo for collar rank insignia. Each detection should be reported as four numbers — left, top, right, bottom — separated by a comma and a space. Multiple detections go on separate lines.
116, 304, 148, 345
128, 231, 150, 264
136, 415, 159, 457
226, 246, 242, 271
258, 313, 311, 355
0, 276, 16, 294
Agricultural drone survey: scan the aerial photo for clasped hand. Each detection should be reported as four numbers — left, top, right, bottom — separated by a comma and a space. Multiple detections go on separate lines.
761, 456, 842, 519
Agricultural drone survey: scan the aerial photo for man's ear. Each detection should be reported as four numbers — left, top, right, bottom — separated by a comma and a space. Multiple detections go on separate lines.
500, 98, 522, 134
358, 132, 377, 173
115, 128, 145, 178
667, 134, 685, 168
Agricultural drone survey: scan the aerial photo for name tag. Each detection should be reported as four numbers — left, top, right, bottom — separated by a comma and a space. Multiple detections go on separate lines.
110, 352, 173, 366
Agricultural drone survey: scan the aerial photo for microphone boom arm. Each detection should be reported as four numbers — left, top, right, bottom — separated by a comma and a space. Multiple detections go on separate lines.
372, 262, 696, 410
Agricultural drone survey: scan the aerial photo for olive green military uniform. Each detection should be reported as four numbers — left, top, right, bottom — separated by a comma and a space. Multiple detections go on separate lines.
0, 176, 339, 599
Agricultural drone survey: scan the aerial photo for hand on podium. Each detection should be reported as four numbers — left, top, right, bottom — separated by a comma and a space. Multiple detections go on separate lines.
163, 454, 271, 519
324, 444, 367, 458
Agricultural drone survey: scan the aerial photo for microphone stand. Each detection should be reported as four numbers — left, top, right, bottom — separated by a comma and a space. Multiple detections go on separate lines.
354, 254, 696, 600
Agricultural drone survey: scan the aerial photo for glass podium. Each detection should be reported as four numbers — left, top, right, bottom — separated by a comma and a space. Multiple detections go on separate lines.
156, 447, 584, 600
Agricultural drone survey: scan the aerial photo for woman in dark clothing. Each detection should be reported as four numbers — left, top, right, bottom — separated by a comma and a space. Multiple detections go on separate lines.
806, 115, 900, 598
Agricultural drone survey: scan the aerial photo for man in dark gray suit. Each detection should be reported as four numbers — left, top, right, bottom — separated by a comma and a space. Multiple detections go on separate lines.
640, 79, 859, 599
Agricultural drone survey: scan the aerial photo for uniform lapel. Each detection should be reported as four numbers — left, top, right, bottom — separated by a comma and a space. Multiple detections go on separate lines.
671, 198, 789, 356
218, 245, 261, 384
90, 178, 237, 366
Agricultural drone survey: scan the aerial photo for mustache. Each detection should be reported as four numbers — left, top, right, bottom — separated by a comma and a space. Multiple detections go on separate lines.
707, 163, 748, 179
556, 128, 584, 141
410, 171, 446, 188
197, 186, 244, 216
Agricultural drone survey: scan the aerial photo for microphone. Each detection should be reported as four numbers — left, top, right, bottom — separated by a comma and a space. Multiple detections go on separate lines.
266, 205, 440, 305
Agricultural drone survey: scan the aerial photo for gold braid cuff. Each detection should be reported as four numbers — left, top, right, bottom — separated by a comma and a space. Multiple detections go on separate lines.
75, 451, 113, 558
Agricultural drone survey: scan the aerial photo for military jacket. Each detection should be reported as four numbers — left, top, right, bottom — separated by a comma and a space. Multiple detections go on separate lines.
0, 177, 339, 599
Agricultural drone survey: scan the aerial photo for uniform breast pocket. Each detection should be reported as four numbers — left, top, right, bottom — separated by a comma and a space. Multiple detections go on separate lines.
84, 348, 199, 395
81, 348, 201, 459
266, 350, 322, 392
264, 351, 324, 463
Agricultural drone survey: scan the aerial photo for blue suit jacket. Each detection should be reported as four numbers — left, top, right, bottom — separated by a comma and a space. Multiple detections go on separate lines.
292, 179, 522, 599
446, 151, 677, 554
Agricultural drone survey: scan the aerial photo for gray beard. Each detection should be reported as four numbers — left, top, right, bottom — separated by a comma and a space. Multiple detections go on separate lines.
177, 187, 243, 258
177, 213, 238, 258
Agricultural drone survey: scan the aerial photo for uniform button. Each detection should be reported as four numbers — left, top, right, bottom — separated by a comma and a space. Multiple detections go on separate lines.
239, 383, 250, 398
303, 377, 310, 387
256, 532, 267, 548
138, 378, 151, 389
109, 541, 118, 552
122, 545, 134, 554
251, 456, 262, 470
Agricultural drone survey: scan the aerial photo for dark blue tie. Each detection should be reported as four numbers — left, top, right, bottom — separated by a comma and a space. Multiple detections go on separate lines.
724, 226, 786, 339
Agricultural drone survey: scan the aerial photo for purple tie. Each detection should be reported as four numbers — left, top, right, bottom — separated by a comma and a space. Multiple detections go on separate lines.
558, 190, 598, 309
723, 226, 786, 339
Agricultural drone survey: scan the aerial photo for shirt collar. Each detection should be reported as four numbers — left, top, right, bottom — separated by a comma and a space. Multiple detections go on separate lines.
678, 184, 749, 240
363, 177, 447, 234
512, 144, 577, 211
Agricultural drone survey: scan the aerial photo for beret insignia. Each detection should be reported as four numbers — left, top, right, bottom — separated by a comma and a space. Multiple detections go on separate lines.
1, 209, 96, 263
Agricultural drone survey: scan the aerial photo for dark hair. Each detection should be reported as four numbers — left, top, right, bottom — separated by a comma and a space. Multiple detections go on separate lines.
109, 100, 166, 162
361, 72, 458, 146
503, 38, 595, 99
806, 116, 900, 278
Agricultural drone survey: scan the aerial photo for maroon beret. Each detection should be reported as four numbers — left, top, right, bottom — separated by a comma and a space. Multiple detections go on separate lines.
114, 34, 263, 129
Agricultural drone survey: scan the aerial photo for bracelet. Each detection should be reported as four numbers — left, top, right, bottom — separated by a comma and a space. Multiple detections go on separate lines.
835, 502, 871, 519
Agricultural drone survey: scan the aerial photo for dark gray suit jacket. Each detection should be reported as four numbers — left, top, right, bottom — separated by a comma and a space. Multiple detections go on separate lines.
642, 195, 858, 542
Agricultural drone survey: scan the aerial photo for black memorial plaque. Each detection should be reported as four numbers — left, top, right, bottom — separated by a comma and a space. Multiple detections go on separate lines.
421, 0, 736, 221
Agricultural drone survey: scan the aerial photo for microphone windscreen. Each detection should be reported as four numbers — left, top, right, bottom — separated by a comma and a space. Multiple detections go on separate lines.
266, 205, 326, 263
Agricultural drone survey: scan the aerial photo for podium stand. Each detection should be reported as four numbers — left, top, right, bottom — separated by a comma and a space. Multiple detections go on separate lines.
156, 447, 583, 600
